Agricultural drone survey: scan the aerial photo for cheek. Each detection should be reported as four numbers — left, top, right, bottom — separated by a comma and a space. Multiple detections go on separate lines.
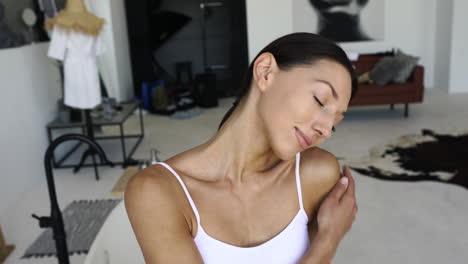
290, 91, 319, 124
257, 88, 304, 158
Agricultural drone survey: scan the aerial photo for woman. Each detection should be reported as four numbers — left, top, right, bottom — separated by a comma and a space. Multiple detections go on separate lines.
125, 32, 359, 264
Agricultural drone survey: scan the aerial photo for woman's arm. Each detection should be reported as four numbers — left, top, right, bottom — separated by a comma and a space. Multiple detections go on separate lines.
299, 230, 339, 264
298, 149, 358, 264
125, 167, 204, 264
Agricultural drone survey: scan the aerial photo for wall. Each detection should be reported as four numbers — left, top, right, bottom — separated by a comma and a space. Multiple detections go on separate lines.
448, 0, 468, 93
246, 0, 438, 89
109, 0, 133, 101
0, 43, 61, 216
86, 0, 133, 102
245, 0, 293, 62
433, 0, 453, 93
380, 0, 436, 89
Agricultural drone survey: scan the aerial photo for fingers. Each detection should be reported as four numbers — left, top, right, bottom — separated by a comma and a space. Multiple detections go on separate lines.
329, 176, 349, 201
344, 166, 355, 197
340, 167, 355, 199
342, 166, 357, 209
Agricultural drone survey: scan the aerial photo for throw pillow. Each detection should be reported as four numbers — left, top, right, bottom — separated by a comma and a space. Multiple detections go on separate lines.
369, 56, 401, 85
369, 50, 420, 85
392, 49, 420, 83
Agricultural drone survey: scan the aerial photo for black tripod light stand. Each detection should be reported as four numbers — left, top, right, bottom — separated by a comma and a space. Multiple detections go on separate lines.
32, 134, 114, 264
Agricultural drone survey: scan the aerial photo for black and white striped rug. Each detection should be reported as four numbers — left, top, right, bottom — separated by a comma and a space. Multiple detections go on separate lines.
22, 199, 121, 258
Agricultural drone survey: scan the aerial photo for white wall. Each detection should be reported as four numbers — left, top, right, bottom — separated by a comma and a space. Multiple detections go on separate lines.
87, 0, 134, 102
109, 0, 134, 101
434, 0, 454, 93
0, 43, 61, 215
379, 0, 436, 89
246, 0, 293, 62
448, 0, 468, 93
246, 0, 438, 89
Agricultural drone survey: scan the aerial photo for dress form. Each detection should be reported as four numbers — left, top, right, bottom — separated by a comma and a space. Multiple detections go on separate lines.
47, 0, 107, 179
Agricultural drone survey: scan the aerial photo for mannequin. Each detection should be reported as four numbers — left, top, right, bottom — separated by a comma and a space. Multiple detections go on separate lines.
47, 0, 107, 176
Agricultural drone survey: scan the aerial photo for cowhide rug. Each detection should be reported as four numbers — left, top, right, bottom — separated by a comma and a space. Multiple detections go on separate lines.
343, 129, 468, 190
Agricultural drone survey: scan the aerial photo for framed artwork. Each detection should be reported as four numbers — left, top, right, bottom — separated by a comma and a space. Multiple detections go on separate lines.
293, 0, 387, 51
0, 0, 66, 50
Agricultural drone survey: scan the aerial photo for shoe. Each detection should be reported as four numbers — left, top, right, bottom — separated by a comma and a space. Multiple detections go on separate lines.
176, 97, 196, 111
152, 103, 177, 115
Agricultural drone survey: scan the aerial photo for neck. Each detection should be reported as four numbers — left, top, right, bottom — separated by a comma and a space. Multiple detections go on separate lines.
65, 0, 87, 13
196, 89, 288, 184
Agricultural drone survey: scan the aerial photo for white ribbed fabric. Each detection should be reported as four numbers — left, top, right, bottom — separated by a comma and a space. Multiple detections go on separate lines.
156, 152, 310, 264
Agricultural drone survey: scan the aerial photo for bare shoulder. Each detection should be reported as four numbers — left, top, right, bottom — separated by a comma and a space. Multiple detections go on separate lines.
124, 165, 203, 263
124, 164, 191, 237
124, 164, 194, 226
125, 164, 178, 208
300, 147, 341, 183
299, 147, 342, 216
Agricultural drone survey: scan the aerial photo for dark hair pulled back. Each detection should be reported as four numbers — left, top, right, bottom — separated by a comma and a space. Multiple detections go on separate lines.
218, 32, 358, 131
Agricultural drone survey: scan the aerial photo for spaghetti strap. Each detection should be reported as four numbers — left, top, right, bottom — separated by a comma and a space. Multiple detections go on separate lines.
295, 152, 305, 210
155, 162, 201, 225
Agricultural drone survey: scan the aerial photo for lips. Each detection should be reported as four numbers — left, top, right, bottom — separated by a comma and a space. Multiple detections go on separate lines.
295, 127, 312, 149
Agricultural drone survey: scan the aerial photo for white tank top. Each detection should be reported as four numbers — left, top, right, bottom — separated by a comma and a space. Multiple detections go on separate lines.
156, 152, 310, 264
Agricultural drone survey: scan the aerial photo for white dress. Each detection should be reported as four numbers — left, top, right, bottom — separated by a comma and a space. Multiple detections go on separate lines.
48, 26, 105, 109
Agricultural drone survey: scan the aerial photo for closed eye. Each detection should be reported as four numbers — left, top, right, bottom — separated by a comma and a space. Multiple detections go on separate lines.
314, 96, 335, 132
314, 96, 324, 107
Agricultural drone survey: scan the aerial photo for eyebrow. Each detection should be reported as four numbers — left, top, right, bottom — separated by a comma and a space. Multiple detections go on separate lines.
315, 79, 346, 116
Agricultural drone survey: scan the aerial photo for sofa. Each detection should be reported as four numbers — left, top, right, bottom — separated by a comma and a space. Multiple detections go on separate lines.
349, 54, 425, 117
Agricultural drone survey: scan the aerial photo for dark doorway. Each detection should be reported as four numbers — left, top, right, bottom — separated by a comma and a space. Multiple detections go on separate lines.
124, 0, 249, 99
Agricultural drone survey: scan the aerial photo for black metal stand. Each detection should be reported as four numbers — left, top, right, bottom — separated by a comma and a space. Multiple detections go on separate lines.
73, 109, 100, 180
32, 134, 114, 264
46, 101, 144, 170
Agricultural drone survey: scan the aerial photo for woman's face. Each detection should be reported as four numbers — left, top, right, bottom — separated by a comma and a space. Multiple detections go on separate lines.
257, 58, 352, 159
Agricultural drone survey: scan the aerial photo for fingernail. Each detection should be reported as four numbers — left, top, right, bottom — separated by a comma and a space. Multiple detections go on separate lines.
340, 177, 348, 185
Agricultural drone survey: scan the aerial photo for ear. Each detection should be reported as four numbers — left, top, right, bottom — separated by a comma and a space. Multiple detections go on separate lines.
252, 52, 278, 93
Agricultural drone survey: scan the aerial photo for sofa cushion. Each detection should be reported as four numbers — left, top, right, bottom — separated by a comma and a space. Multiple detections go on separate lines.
369, 50, 420, 85
369, 56, 399, 85
392, 50, 420, 83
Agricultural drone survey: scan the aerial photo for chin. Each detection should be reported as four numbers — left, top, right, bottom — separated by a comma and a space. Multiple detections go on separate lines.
278, 149, 296, 161
272, 141, 297, 162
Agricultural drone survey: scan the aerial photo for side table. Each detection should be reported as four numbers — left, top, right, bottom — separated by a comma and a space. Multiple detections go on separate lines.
46, 100, 144, 170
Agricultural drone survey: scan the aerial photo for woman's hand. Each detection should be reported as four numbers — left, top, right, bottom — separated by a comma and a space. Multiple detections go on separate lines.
315, 166, 358, 247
